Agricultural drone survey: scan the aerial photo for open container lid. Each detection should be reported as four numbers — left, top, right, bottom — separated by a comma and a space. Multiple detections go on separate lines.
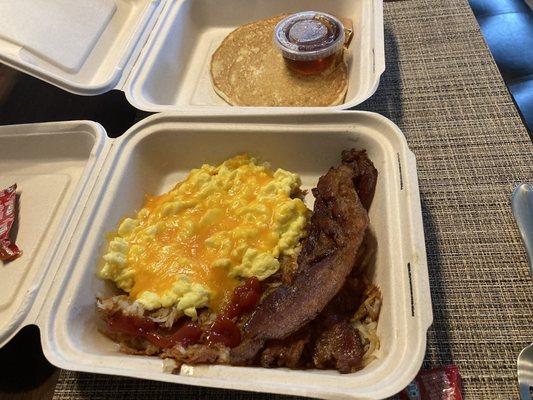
0, 121, 110, 347
0, 0, 385, 112
0, 0, 165, 96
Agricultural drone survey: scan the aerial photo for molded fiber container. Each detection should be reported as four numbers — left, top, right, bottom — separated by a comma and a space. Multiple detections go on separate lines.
0, 112, 431, 399
0, 0, 384, 112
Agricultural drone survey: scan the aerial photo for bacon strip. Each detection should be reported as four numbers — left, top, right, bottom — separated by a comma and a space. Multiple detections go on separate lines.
231, 163, 369, 363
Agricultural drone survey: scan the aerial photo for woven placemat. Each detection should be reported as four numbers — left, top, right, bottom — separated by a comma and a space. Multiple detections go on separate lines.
52, 0, 533, 398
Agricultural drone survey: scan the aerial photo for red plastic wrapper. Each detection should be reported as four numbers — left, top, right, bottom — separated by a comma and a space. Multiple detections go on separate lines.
0, 184, 22, 261
401, 365, 463, 400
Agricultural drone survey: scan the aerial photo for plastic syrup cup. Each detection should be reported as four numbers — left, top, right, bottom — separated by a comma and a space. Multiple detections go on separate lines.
274, 11, 345, 75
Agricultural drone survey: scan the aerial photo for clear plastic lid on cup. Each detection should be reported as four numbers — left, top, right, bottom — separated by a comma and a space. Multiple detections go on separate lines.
274, 11, 345, 62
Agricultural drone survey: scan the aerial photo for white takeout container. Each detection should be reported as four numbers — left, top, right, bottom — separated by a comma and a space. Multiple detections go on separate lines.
0, 112, 432, 400
0, 0, 384, 112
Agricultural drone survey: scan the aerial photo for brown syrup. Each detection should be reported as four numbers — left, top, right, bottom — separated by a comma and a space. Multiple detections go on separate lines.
284, 53, 337, 75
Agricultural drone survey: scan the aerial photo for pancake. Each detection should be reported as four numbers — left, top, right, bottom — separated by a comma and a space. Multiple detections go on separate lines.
210, 15, 348, 107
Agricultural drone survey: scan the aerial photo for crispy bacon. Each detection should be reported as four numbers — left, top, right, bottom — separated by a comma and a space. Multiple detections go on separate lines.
311, 318, 364, 373
341, 149, 378, 211
231, 164, 369, 364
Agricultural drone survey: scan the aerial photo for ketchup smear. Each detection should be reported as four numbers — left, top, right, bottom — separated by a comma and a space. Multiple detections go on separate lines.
205, 317, 242, 348
225, 276, 263, 319
107, 277, 262, 349
206, 277, 263, 348
107, 313, 202, 349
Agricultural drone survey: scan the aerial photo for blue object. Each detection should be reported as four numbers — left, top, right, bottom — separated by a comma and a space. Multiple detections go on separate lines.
469, 0, 533, 134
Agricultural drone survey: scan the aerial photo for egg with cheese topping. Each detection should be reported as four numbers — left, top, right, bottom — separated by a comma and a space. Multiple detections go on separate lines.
99, 155, 309, 319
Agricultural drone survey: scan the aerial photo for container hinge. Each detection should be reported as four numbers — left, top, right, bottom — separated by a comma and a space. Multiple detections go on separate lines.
115, 0, 169, 92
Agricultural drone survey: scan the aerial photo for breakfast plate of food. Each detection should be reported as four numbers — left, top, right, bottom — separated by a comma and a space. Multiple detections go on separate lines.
125, 0, 384, 111
97, 149, 381, 373
210, 12, 350, 107
0, 112, 431, 399
0, 0, 384, 112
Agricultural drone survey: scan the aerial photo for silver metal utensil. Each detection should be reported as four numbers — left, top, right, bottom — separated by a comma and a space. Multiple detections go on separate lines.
512, 183, 533, 399
518, 344, 533, 400
513, 183, 533, 274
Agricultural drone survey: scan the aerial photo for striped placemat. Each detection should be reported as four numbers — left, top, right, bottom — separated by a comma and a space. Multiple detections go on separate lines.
52, 0, 533, 398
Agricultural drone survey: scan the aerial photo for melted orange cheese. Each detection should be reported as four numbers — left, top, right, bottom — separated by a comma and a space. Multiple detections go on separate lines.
100, 155, 309, 313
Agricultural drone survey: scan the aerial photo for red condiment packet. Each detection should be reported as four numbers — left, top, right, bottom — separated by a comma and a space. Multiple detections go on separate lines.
401, 365, 463, 400
0, 184, 22, 261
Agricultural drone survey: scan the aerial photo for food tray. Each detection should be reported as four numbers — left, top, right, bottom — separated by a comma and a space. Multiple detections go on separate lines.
0, 112, 431, 399
0, 0, 384, 112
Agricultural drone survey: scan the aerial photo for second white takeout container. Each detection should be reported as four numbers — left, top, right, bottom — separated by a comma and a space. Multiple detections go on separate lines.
0, 0, 385, 112
0, 112, 432, 399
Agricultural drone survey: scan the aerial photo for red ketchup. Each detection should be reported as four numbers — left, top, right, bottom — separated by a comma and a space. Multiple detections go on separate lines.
0, 184, 22, 261
107, 314, 202, 349
107, 278, 262, 349
401, 365, 463, 400
224, 276, 263, 319
206, 277, 263, 348
145, 323, 202, 349
107, 313, 157, 336
205, 317, 242, 348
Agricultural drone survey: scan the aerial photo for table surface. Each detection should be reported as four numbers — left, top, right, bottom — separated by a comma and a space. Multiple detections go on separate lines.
1, 0, 532, 399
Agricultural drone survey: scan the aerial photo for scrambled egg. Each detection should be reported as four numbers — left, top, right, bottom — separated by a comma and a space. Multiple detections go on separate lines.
99, 155, 309, 318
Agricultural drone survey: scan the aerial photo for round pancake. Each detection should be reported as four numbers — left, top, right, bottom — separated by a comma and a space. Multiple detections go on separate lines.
210, 15, 348, 107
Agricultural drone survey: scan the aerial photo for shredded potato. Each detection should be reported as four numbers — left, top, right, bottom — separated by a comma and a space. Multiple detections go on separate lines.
353, 279, 382, 366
